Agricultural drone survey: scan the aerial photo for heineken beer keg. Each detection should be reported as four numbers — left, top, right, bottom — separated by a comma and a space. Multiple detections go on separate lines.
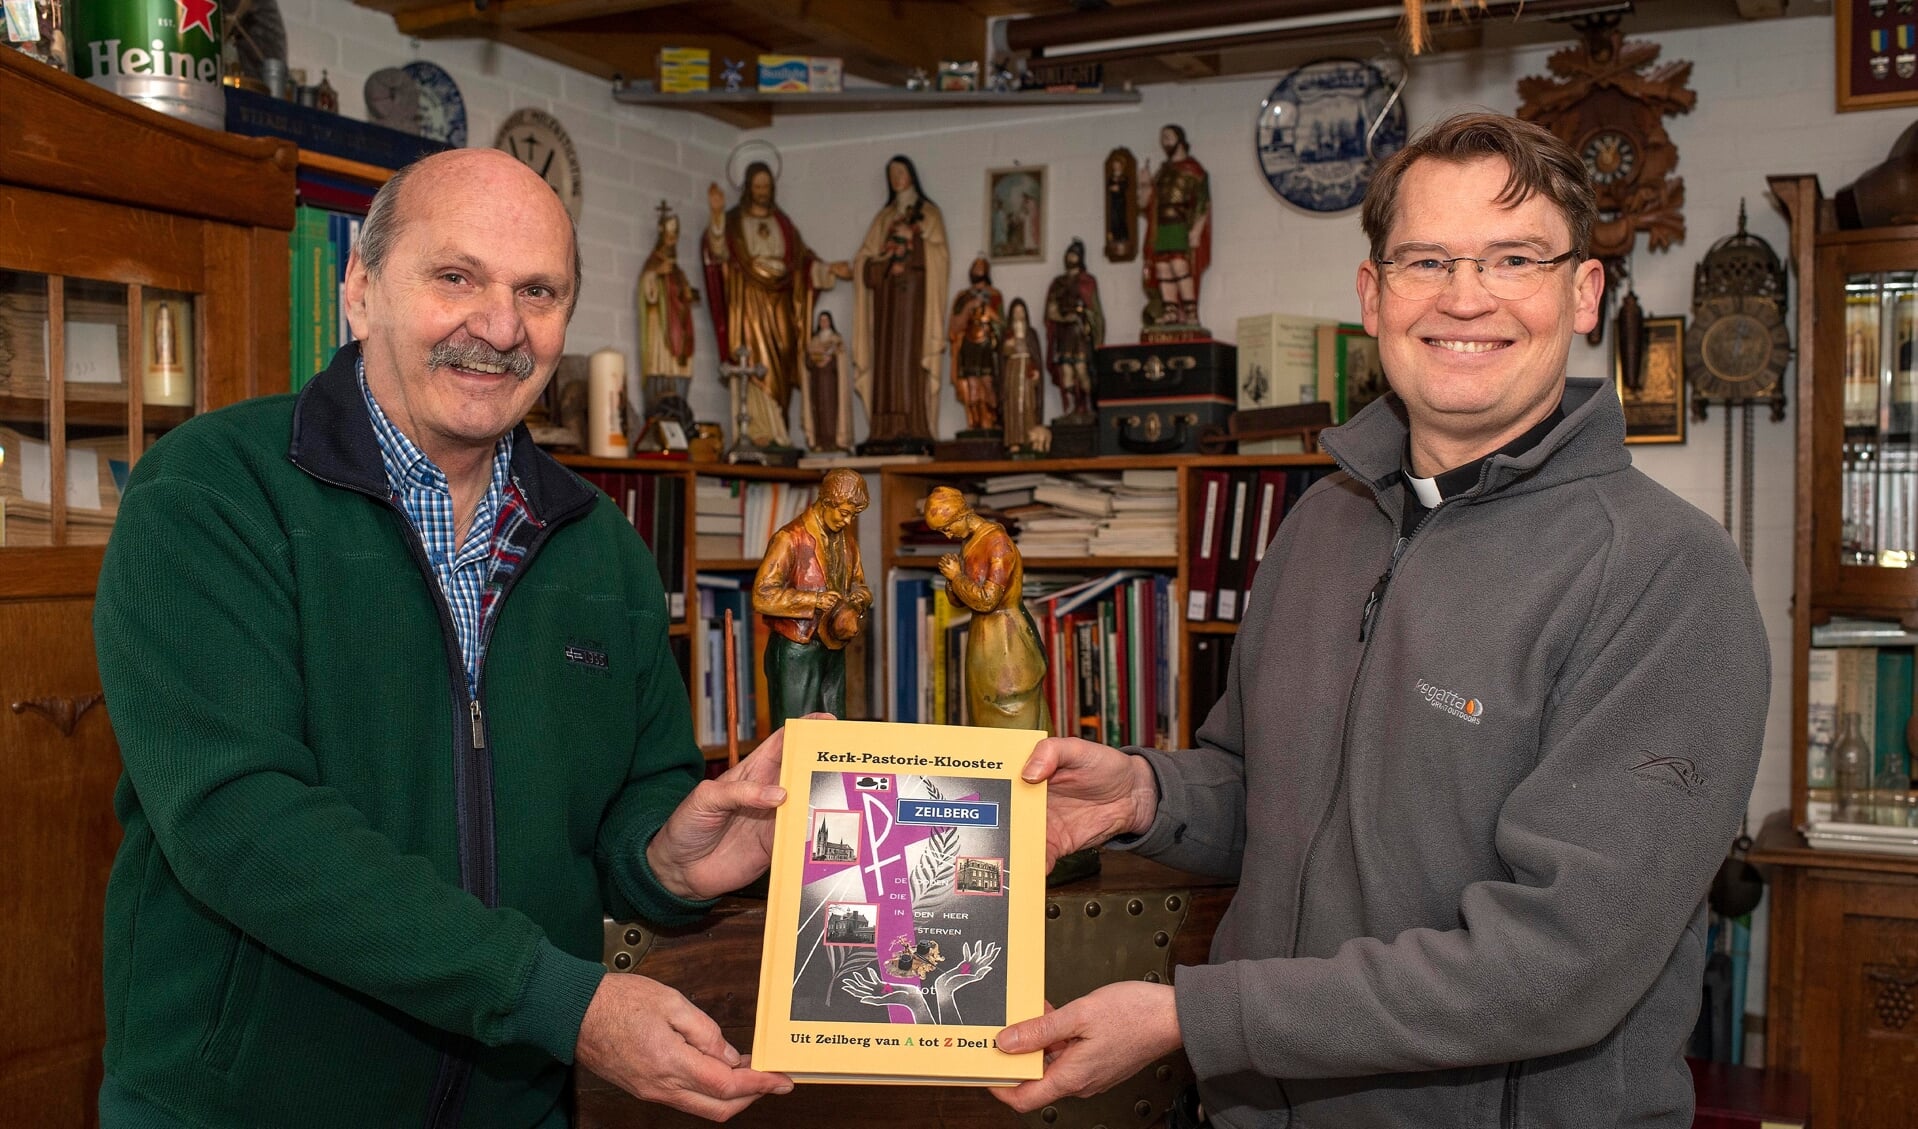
71, 0, 225, 130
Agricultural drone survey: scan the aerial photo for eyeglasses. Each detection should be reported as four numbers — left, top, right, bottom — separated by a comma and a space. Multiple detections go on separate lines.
1374, 246, 1583, 302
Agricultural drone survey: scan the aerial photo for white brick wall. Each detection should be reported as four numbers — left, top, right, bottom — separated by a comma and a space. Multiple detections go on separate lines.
286, 0, 726, 418
291, 3, 1893, 1026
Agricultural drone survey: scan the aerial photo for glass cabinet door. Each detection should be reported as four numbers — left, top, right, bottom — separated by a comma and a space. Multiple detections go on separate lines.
0, 271, 198, 549
1839, 268, 1918, 570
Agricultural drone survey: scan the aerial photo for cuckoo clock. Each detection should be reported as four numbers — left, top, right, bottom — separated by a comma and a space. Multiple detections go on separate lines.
1517, 15, 1695, 345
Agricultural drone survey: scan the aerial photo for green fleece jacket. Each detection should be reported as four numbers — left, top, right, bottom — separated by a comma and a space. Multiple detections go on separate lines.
94, 344, 710, 1128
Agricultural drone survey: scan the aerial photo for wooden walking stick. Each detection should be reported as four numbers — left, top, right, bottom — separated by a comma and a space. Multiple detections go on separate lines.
722, 607, 740, 768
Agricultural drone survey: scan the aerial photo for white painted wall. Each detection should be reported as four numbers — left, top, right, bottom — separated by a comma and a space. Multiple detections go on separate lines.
290, 0, 1905, 1032
284, 0, 729, 419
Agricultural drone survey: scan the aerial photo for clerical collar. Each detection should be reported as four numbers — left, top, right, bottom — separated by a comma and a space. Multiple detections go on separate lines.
1399, 401, 1565, 533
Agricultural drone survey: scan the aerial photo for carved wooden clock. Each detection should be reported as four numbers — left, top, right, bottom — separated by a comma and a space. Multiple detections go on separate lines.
1517, 15, 1695, 344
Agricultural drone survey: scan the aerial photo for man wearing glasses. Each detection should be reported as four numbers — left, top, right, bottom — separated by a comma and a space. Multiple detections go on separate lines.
996, 113, 1768, 1128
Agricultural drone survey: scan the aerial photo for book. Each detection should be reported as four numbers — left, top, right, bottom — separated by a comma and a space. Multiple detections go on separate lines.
1186, 471, 1228, 621
751, 717, 1046, 1084
1213, 471, 1254, 622
1806, 647, 1837, 791
1875, 648, 1913, 788
1236, 312, 1333, 454
1240, 468, 1288, 612
1315, 323, 1387, 424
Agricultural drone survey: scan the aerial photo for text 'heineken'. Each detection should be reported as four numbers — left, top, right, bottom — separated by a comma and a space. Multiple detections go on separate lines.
72, 0, 224, 130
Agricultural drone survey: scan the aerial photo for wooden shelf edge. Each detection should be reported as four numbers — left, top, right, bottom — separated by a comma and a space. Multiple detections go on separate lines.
877, 453, 1334, 478
612, 87, 1142, 113
298, 149, 397, 186
884, 554, 1176, 571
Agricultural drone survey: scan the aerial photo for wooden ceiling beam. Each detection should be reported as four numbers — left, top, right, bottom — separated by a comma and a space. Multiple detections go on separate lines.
390, 0, 686, 38
506, 27, 773, 126
741, 0, 987, 83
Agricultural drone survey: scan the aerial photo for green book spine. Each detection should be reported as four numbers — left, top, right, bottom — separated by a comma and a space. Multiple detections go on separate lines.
305, 208, 332, 382
1874, 648, 1913, 788
288, 215, 308, 390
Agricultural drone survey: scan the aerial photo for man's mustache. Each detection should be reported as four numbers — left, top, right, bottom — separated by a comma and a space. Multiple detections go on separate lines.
428, 340, 536, 380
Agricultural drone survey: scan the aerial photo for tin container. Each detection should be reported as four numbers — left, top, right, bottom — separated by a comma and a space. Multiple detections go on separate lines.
71, 0, 224, 130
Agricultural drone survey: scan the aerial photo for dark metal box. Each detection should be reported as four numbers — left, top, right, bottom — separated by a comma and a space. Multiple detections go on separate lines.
1094, 340, 1237, 456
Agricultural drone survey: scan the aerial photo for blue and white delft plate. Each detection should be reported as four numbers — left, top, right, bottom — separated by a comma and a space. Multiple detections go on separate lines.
404, 60, 468, 147
1255, 58, 1407, 214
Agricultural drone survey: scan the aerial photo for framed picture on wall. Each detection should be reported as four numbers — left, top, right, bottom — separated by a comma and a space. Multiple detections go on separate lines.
987, 166, 1046, 263
1617, 316, 1686, 444
1837, 0, 1918, 111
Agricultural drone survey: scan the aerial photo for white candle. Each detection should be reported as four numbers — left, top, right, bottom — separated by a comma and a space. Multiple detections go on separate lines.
587, 347, 628, 457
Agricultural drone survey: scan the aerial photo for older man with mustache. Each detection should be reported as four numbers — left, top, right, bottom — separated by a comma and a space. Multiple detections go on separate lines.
92, 148, 793, 1128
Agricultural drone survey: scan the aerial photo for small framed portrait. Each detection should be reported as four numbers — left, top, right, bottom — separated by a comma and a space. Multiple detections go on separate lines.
652, 418, 688, 451
987, 165, 1046, 263
808, 809, 860, 864
1617, 316, 1686, 444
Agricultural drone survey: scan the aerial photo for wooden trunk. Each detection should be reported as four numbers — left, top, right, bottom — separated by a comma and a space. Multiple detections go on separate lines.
579, 852, 1232, 1129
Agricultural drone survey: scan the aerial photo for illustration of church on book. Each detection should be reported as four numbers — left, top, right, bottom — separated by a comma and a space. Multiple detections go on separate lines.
812, 813, 858, 863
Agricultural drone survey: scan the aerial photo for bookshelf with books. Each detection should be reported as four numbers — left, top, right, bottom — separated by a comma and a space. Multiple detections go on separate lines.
1752, 176, 1918, 1126
286, 153, 392, 391
557, 456, 827, 762
878, 453, 1333, 751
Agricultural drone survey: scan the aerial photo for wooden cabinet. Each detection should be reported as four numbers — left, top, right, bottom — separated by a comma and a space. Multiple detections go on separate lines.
0, 50, 294, 1127
1762, 175, 1918, 1126
1753, 818, 1918, 1128
877, 453, 1332, 748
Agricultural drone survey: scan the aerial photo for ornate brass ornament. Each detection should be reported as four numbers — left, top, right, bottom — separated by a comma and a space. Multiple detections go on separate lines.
1518, 15, 1695, 345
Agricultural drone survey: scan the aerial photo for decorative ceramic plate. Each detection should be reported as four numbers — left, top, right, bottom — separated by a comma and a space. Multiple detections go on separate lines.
404, 59, 468, 147
1255, 57, 1407, 214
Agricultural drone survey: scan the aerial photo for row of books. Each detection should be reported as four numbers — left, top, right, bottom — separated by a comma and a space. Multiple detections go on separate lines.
1839, 440, 1918, 566
885, 568, 1180, 749
693, 578, 758, 747
895, 470, 1180, 559
289, 203, 358, 391
1805, 641, 1916, 823
1188, 467, 1330, 623
574, 470, 688, 618
693, 476, 812, 560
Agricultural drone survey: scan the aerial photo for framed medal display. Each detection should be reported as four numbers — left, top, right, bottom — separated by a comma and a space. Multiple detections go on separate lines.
1838, 0, 1918, 112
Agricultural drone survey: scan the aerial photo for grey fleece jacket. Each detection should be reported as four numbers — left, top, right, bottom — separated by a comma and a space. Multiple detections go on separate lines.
1124, 379, 1768, 1128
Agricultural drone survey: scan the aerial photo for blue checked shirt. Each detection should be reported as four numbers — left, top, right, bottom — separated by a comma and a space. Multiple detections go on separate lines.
360, 364, 515, 697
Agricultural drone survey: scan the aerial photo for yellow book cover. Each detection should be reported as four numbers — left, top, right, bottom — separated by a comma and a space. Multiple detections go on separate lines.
752, 717, 1046, 1084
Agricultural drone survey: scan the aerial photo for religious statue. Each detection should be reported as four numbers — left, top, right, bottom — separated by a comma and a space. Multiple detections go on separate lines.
639, 202, 697, 379
1139, 124, 1211, 331
947, 257, 1004, 435
1043, 238, 1105, 423
999, 299, 1046, 457
923, 487, 1049, 731
803, 311, 852, 454
751, 469, 872, 725
852, 155, 949, 456
1103, 147, 1138, 262
703, 162, 852, 450
636, 202, 699, 437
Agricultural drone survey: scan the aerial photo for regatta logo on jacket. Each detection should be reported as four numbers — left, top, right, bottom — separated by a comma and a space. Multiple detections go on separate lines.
1417, 678, 1484, 724
1632, 752, 1705, 795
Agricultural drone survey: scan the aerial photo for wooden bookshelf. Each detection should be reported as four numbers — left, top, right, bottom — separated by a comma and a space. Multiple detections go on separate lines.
556, 455, 826, 763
